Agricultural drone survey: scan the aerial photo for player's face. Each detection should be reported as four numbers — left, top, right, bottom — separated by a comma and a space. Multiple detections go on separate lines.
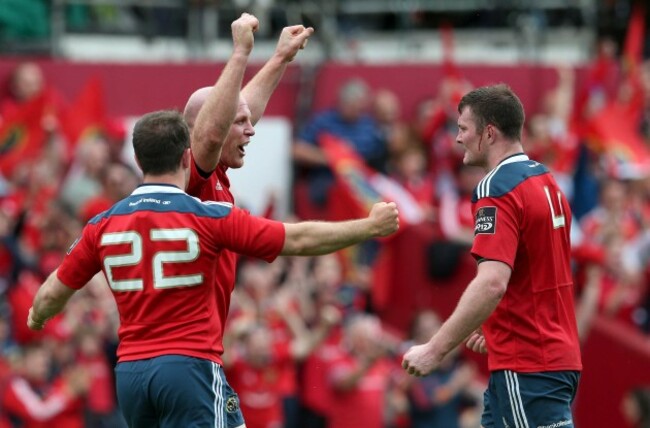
456, 106, 487, 168
220, 98, 255, 169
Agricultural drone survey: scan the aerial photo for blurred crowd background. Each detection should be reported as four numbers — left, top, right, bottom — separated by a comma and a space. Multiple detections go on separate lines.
1, 1, 650, 427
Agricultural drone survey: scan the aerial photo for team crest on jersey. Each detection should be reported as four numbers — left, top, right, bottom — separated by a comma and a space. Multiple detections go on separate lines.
215, 180, 223, 191
66, 237, 81, 255
225, 396, 240, 413
475, 206, 497, 235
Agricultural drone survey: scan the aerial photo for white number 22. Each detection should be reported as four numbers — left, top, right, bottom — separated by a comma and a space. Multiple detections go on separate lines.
100, 228, 203, 292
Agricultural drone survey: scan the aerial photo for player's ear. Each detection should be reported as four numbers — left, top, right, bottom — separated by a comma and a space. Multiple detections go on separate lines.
486, 124, 494, 141
181, 148, 191, 169
134, 156, 142, 172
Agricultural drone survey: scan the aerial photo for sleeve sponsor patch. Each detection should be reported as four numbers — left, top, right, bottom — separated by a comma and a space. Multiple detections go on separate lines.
474, 206, 497, 235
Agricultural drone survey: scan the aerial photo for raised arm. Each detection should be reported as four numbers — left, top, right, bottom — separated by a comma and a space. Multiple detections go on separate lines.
27, 269, 77, 331
242, 25, 314, 125
281, 202, 399, 256
187, 13, 258, 173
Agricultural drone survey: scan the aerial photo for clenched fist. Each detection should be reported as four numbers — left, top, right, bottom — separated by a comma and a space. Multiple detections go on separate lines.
368, 202, 399, 237
231, 13, 259, 56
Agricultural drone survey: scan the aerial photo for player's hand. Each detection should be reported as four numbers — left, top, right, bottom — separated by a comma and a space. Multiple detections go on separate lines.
465, 329, 487, 354
368, 202, 399, 237
401, 342, 441, 377
27, 307, 46, 331
231, 13, 259, 56
274, 25, 314, 63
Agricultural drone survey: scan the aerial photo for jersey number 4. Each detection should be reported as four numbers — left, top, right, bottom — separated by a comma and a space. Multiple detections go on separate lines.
100, 228, 203, 291
543, 186, 566, 229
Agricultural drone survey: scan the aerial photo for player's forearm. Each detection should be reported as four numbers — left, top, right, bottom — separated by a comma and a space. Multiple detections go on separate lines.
242, 55, 287, 126
192, 52, 250, 171
429, 271, 506, 359
281, 219, 376, 256
28, 271, 76, 329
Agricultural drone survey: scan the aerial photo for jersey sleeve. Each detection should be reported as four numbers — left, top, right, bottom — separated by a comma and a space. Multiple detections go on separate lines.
470, 193, 521, 269
57, 223, 102, 290
215, 207, 285, 262
187, 157, 212, 197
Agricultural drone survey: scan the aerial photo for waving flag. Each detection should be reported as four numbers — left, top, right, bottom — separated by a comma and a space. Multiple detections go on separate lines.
0, 93, 48, 176
319, 133, 425, 225
622, 2, 646, 79
585, 102, 650, 179
59, 77, 107, 148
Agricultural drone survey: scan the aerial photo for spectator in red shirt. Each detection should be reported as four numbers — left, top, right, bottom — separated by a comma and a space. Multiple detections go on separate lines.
327, 313, 400, 428
1, 341, 89, 428
75, 326, 127, 428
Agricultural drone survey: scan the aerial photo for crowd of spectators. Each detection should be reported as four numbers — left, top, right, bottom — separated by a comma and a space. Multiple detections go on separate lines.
1, 31, 650, 427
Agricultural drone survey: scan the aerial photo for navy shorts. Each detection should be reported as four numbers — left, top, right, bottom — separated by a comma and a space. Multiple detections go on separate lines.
115, 355, 244, 428
481, 370, 580, 428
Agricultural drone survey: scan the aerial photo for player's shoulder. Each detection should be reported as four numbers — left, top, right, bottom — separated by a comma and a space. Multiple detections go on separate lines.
88, 185, 234, 223
473, 155, 549, 202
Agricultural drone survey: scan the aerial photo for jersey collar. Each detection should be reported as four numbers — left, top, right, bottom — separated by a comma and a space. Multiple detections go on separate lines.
497, 153, 529, 167
131, 184, 185, 195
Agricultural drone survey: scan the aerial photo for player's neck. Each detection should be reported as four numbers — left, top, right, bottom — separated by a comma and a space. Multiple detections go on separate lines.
487, 142, 524, 171
142, 172, 186, 190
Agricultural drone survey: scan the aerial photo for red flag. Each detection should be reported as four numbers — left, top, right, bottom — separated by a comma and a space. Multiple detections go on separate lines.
585, 102, 650, 178
623, 3, 646, 77
440, 22, 461, 80
60, 77, 107, 148
0, 93, 48, 177
319, 133, 425, 225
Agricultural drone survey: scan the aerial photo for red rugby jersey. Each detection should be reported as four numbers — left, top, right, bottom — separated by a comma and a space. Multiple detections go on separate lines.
470, 154, 581, 373
186, 160, 239, 355
57, 184, 285, 363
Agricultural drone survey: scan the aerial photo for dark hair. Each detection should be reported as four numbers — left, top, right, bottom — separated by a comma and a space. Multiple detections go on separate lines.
457, 84, 525, 141
132, 110, 189, 175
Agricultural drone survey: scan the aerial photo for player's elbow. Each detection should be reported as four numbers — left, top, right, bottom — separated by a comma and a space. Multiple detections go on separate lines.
281, 224, 317, 256
281, 237, 313, 256
476, 260, 510, 301
484, 278, 507, 302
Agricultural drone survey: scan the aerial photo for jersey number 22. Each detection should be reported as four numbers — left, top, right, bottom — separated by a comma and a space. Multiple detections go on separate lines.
101, 228, 203, 291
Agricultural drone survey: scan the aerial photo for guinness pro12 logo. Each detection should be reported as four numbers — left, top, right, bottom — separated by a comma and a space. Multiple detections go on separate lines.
475, 206, 497, 235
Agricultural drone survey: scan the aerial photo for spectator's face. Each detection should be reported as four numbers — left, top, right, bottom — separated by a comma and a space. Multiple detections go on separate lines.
601, 180, 626, 212
240, 263, 275, 300
396, 150, 426, 179
456, 106, 488, 168
373, 90, 400, 124
245, 327, 272, 366
105, 164, 138, 200
412, 311, 441, 344
338, 82, 370, 122
220, 97, 255, 169
314, 254, 342, 288
347, 316, 383, 355
11, 63, 44, 102
23, 347, 51, 382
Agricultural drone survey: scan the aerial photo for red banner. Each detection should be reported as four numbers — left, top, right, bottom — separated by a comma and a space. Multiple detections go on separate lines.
0, 94, 48, 176
59, 77, 107, 148
585, 102, 650, 178
319, 133, 425, 225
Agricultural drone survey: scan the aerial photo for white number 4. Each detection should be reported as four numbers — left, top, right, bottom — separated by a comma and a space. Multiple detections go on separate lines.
101, 228, 203, 292
544, 186, 566, 229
